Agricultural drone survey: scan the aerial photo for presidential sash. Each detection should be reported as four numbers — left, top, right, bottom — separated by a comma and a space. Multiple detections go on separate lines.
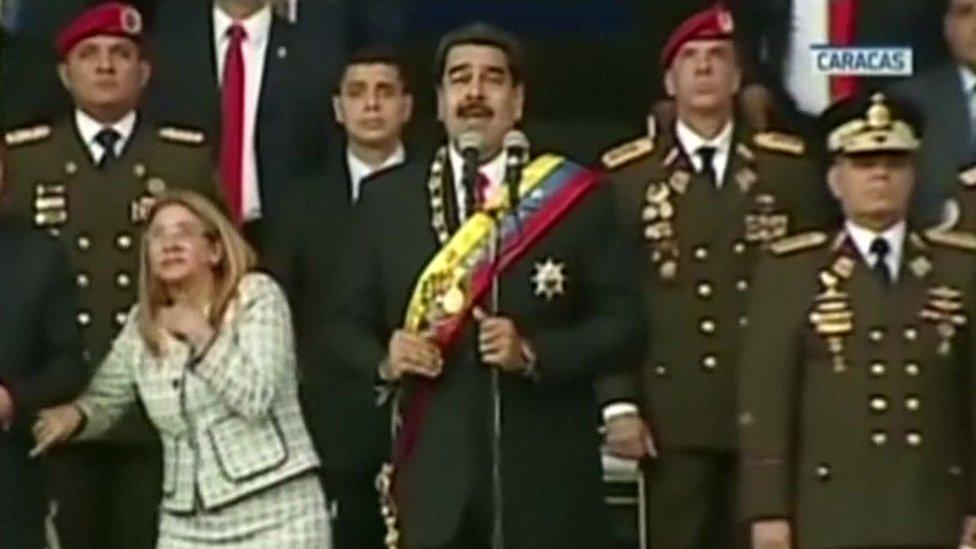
377, 153, 602, 548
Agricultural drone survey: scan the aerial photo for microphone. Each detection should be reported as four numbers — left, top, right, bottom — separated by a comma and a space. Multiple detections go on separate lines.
457, 131, 484, 213
503, 130, 529, 212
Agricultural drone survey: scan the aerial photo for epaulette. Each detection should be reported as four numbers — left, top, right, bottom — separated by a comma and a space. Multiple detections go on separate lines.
923, 228, 976, 252
753, 131, 805, 156
770, 231, 828, 256
4, 124, 51, 147
158, 126, 206, 146
959, 164, 976, 188
601, 136, 654, 170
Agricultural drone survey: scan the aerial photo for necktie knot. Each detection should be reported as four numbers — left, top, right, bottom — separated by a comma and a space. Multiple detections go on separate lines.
95, 128, 121, 167
870, 236, 890, 260
227, 24, 247, 42
870, 236, 892, 286
696, 146, 717, 170
475, 172, 491, 210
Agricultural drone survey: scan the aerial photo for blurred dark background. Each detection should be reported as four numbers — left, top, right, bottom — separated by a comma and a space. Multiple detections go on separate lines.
0, 0, 950, 161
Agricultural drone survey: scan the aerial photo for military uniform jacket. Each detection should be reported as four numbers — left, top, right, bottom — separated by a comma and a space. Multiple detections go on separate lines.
75, 274, 320, 514
602, 121, 832, 451
3, 116, 219, 366
328, 148, 645, 548
738, 229, 976, 548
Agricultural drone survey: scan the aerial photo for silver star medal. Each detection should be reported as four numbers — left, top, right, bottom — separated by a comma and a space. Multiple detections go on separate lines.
531, 258, 567, 300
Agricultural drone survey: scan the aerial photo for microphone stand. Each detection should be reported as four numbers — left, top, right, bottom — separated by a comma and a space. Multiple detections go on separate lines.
488, 207, 504, 549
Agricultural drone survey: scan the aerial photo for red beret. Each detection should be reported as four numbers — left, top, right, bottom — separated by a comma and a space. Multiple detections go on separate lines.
56, 3, 144, 59
661, 5, 735, 68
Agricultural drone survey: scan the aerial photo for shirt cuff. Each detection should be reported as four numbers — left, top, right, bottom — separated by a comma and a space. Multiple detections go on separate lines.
602, 402, 639, 423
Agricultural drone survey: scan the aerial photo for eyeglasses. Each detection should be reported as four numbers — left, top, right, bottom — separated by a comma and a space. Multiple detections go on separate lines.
146, 224, 212, 246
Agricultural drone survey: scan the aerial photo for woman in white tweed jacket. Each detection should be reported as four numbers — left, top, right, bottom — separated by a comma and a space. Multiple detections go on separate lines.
32, 190, 331, 548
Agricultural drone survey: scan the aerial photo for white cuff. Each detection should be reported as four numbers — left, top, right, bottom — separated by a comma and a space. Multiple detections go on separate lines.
602, 402, 639, 423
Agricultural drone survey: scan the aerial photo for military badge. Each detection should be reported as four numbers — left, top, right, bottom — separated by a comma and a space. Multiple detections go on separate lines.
920, 285, 967, 356
531, 258, 567, 300
735, 167, 758, 194
33, 183, 68, 228
909, 255, 932, 279
668, 170, 691, 194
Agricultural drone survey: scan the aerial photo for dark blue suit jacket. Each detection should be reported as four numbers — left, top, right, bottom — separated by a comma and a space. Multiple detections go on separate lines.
0, 217, 86, 548
146, 2, 344, 218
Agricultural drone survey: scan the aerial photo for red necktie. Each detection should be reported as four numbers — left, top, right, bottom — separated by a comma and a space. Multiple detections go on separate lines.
475, 172, 490, 210
829, 0, 858, 102
219, 24, 246, 224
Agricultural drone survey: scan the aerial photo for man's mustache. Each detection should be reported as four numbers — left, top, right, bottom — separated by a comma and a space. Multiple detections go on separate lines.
457, 103, 494, 118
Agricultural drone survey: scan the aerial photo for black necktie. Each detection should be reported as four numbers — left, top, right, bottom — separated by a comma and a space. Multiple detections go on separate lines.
696, 146, 718, 187
870, 237, 892, 286
95, 128, 121, 169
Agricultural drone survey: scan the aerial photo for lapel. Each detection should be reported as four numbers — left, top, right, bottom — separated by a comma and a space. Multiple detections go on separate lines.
936, 64, 972, 159
198, 5, 222, 129
119, 114, 152, 168
60, 118, 92, 175
713, 124, 754, 241
255, 16, 290, 154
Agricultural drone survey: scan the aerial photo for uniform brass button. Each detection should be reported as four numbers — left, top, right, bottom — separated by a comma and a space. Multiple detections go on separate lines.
738, 412, 754, 426
732, 241, 746, 255
815, 464, 831, 480
869, 395, 889, 413
133, 163, 147, 178
77, 310, 91, 327
868, 328, 885, 343
950, 465, 963, 476
654, 365, 668, 377
739, 316, 749, 328
115, 233, 133, 251
735, 279, 749, 292
115, 272, 131, 289
904, 362, 921, 377
693, 246, 709, 260
76, 235, 91, 251
81, 349, 92, 363
870, 430, 888, 446
696, 282, 713, 299
76, 272, 90, 289
905, 395, 921, 412
869, 362, 886, 377
701, 354, 718, 371
64, 161, 78, 175
699, 318, 716, 335
114, 310, 128, 327
903, 326, 918, 342
905, 430, 922, 447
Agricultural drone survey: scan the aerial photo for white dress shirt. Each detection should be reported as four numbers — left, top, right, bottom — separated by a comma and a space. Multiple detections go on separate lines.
845, 219, 906, 282
675, 119, 734, 187
74, 109, 137, 165
785, 0, 832, 116
448, 145, 507, 221
347, 144, 406, 203
213, 4, 272, 222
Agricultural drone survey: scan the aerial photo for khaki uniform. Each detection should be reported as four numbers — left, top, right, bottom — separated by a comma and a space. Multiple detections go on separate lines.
739, 229, 976, 548
602, 121, 833, 548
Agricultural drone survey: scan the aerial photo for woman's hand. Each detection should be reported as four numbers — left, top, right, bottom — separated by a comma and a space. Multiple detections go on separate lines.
158, 302, 214, 352
31, 404, 85, 457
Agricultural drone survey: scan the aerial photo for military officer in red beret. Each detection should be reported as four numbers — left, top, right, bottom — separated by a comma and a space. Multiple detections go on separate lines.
599, 4, 834, 548
3, 4, 220, 548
